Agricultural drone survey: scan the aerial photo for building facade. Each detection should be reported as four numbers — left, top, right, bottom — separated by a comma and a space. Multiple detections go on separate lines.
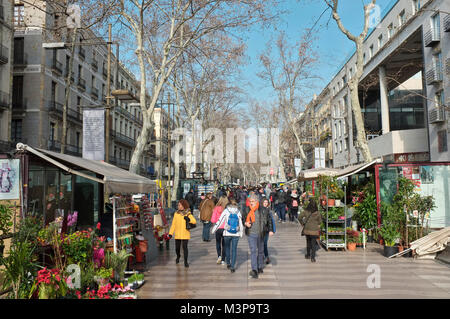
10, 0, 151, 176
0, 0, 13, 152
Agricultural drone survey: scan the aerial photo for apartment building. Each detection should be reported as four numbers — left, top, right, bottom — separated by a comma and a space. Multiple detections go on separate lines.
0, 0, 13, 152
303, 0, 450, 227
10, 1, 151, 176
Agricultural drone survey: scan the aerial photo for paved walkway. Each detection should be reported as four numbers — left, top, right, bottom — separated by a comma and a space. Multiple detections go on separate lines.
137, 221, 450, 299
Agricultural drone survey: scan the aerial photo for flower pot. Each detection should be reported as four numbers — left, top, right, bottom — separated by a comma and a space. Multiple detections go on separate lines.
383, 245, 398, 257
327, 199, 335, 207
347, 242, 357, 251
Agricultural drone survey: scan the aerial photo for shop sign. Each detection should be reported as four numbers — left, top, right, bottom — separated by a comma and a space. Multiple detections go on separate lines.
394, 152, 429, 163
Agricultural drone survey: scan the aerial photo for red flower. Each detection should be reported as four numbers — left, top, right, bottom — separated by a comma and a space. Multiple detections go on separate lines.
96, 222, 101, 230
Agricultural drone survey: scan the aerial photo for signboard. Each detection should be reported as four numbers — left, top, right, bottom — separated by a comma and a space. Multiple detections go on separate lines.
0, 159, 20, 200
82, 109, 105, 161
394, 152, 430, 163
294, 158, 302, 176
314, 147, 325, 168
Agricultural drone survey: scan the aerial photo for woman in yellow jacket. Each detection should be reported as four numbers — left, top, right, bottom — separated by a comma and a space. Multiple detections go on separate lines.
169, 199, 197, 267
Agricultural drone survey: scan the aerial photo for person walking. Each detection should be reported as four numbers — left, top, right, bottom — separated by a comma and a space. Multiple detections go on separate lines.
288, 193, 300, 222
260, 198, 276, 264
299, 200, 322, 263
212, 199, 243, 273
211, 196, 229, 265
168, 199, 197, 268
185, 189, 196, 213
242, 194, 274, 279
275, 189, 287, 223
199, 192, 216, 242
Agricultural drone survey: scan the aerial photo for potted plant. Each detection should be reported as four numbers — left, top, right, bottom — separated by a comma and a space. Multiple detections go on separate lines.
0, 203, 14, 257
104, 249, 133, 283
94, 267, 113, 287
379, 223, 400, 257
346, 228, 359, 251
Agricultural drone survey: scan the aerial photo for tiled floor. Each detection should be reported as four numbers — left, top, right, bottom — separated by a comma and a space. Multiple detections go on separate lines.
137, 221, 450, 299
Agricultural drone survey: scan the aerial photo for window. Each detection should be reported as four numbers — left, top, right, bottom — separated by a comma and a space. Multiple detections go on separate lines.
338, 121, 342, 137
335, 142, 338, 154
387, 23, 394, 40
438, 130, 447, 153
14, 4, 25, 26
398, 10, 406, 27
378, 34, 383, 49
339, 141, 342, 153
11, 120, 22, 141
363, 53, 367, 64
342, 75, 347, 85
50, 122, 56, 141
431, 13, 440, 40
76, 132, 80, 148
434, 52, 443, 80
435, 90, 444, 108
369, 45, 374, 59
412, 0, 421, 14
344, 138, 347, 150
349, 68, 353, 79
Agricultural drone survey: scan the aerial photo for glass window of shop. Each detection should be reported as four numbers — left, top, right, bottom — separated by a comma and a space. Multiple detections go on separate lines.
74, 172, 100, 228
28, 165, 73, 225
378, 164, 450, 228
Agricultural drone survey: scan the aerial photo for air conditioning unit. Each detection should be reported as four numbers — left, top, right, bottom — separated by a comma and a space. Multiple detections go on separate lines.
429, 107, 445, 124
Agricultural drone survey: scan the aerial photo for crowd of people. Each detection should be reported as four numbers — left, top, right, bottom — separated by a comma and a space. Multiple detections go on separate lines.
168, 184, 322, 278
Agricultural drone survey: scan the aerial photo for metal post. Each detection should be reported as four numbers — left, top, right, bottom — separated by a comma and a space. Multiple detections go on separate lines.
167, 94, 172, 208
105, 24, 112, 162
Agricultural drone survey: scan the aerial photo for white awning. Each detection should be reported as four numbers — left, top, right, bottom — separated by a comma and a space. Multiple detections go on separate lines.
16, 143, 157, 194
297, 167, 340, 181
336, 158, 383, 180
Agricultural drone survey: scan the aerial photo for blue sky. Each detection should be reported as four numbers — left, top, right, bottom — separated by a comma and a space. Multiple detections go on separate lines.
239, 0, 398, 109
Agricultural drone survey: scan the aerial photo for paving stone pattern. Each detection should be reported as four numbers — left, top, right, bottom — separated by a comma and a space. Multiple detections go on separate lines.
137, 222, 450, 299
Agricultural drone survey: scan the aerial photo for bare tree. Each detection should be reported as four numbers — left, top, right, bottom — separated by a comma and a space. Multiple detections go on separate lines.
258, 30, 319, 168
324, 0, 376, 163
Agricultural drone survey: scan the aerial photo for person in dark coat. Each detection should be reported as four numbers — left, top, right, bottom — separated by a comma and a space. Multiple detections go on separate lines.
299, 200, 322, 263
185, 189, 196, 213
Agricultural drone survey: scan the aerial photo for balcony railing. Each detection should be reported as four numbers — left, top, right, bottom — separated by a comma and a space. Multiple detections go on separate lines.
12, 98, 27, 111
0, 91, 9, 111
77, 78, 86, 91
65, 70, 75, 83
426, 68, 443, 85
0, 44, 8, 64
102, 67, 108, 79
47, 100, 82, 124
48, 140, 82, 156
424, 29, 440, 47
47, 100, 63, 113
114, 131, 136, 147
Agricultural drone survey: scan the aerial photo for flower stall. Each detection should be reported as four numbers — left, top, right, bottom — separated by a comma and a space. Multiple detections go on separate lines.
0, 144, 158, 299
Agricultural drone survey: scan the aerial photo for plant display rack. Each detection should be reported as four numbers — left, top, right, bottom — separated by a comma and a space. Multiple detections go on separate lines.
112, 195, 136, 254
320, 185, 347, 251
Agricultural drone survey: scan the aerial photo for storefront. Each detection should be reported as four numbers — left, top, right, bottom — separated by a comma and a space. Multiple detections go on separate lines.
375, 161, 450, 229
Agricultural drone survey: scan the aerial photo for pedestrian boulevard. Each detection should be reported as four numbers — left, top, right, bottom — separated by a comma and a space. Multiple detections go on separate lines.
137, 221, 450, 299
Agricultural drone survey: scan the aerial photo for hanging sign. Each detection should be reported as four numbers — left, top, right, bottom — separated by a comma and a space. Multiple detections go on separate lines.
82, 108, 105, 161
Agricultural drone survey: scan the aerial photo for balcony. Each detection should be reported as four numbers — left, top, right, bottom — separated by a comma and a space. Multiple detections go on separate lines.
424, 29, 440, 47
48, 140, 82, 156
77, 78, 86, 91
444, 14, 450, 32
114, 131, 136, 147
12, 98, 27, 114
90, 87, 99, 99
79, 47, 85, 60
0, 91, 9, 111
426, 68, 443, 85
91, 58, 98, 72
367, 128, 428, 159
102, 67, 108, 80
64, 70, 75, 83
0, 44, 8, 64
51, 60, 63, 75
47, 100, 63, 114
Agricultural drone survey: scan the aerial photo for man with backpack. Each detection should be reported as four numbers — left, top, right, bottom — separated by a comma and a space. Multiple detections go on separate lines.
211, 199, 243, 273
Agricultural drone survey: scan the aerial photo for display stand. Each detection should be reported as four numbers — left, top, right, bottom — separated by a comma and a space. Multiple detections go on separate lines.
320, 185, 347, 251
112, 195, 135, 254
